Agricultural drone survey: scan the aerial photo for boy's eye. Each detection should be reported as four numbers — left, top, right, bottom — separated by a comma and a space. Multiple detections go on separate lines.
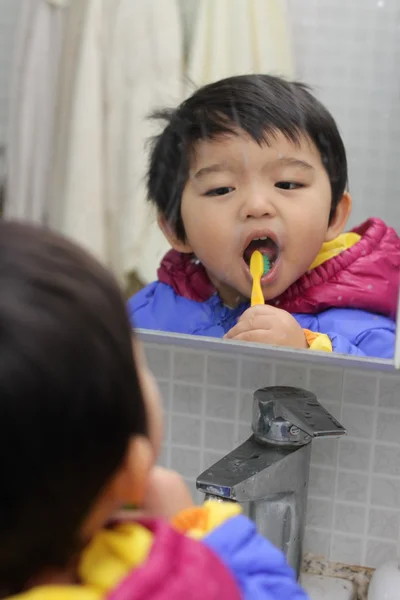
275, 181, 303, 190
204, 186, 235, 196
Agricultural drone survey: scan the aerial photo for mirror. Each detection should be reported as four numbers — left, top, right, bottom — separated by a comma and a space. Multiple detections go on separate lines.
2, 0, 399, 361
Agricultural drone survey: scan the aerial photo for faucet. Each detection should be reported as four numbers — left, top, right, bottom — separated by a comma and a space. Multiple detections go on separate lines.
196, 386, 346, 579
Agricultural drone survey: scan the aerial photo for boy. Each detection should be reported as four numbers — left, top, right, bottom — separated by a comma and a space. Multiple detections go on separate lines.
129, 74, 400, 359
0, 221, 308, 599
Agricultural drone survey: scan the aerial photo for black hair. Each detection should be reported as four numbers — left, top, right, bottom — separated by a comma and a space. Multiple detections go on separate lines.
0, 222, 147, 596
147, 74, 348, 241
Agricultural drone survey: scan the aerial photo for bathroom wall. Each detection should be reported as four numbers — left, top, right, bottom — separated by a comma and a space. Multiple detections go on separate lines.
286, 0, 400, 231
143, 333, 400, 570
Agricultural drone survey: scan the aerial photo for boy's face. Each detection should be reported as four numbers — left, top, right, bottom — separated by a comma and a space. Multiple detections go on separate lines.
168, 130, 349, 306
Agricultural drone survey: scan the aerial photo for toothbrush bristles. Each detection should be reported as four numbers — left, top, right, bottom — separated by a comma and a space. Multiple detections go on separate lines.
263, 256, 271, 275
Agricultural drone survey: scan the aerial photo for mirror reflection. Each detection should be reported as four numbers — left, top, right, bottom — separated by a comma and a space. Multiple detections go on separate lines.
129, 72, 399, 360
2, 0, 399, 359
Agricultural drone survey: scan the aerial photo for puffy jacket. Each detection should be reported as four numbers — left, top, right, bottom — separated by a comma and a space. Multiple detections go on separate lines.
8, 503, 309, 600
129, 219, 400, 359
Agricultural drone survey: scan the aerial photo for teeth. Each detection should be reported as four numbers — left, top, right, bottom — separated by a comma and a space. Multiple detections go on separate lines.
253, 236, 268, 241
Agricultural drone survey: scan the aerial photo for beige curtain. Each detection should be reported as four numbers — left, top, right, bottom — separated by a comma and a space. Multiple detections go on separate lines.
49, 0, 183, 284
5, 0, 67, 223
186, 0, 294, 88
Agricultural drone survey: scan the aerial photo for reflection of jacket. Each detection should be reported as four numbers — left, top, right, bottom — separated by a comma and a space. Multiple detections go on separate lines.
10, 503, 309, 600
129, 219, 400, 358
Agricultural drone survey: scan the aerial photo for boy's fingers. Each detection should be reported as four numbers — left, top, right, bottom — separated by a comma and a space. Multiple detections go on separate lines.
228, 330, 275, 345
225, 316, 273, 338
142, 467, 193, 520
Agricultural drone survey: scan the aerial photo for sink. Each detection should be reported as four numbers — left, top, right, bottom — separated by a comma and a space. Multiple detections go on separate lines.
301, 574, 354, 600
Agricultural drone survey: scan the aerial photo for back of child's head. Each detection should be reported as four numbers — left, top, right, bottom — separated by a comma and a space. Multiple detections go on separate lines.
147, 74, 348, 241
0, 222, 147, 595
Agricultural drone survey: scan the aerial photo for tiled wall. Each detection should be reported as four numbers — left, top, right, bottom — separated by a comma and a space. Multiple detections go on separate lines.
143, 335, 400, 570
286, 0, 400, 232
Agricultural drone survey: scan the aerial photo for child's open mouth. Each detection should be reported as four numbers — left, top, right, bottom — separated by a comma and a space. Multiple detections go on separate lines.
243, 236, 280, 269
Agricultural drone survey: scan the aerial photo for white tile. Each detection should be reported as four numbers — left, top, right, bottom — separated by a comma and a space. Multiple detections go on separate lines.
205, 386, 237, 420
207, 355, 238, 387
342, 370, 378, 406
331, 534, 363, 565
334, 503, 366, 535
306, 497, 334, 529
174, 350, 205, 384
376, 412, 400, 444
373, 444, 400, 477
170, 447, 201, 479
379, 376, 400, 410
336, 472, 369, 504
157, 380, 171, 409
235, 423, 251, 446
145, 345, 171, 379
240, 358, 272, 390
171, 415, 202, 447
368, 508, 400, 540
365, 540, 399, 569
303, 527, 331, 558
371, 476, 400, 508
309, 367, 343, 402
338, 439, 371, 472
163, 411, 170, 442
309, 466, 336, 498
239, 391, 253, 423
275, 363, 307, 387
311, 439, 339, 468
341, 406, 375, 439
172, 383, 203, 415
204, 419, 236, 452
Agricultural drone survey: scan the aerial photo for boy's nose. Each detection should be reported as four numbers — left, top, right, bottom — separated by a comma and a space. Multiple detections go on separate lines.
242, 194, 276, 220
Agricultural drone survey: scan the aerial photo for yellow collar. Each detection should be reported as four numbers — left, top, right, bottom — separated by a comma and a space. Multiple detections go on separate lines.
309, 232, 361, 270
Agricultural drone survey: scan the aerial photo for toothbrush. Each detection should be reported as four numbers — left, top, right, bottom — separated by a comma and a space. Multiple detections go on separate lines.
250, 250, 270, 306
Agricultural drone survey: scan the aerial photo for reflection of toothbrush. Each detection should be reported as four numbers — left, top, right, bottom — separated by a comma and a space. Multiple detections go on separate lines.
250, 250, 270, 306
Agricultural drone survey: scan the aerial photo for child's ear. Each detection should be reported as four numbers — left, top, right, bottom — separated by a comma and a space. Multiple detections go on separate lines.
157, 214, 193, 254
325, 192, 352, 242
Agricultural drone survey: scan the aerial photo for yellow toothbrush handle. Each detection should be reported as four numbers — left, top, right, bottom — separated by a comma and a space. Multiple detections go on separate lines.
251, 275, 264, 307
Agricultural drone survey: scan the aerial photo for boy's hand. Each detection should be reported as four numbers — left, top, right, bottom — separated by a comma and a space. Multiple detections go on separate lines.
224, 305, 308, 349
116, 467, 194, 522
142, 466, 194, 520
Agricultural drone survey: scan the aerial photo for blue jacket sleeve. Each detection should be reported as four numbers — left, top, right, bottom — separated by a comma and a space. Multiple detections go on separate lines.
203, 515, 309, 600
328, 327, 395, 358
127, 282, 229, 337
311, 308, 396, 359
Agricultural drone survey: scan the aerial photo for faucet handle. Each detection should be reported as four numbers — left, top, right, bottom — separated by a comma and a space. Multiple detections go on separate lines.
252, 386, 346, 446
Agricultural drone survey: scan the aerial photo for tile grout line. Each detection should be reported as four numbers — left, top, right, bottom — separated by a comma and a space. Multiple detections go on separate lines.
327, 368, 345, 561
361, 373, 381, 567
166, 348, 174, 469
233, 355, 242, 447
199, 351, 208, 477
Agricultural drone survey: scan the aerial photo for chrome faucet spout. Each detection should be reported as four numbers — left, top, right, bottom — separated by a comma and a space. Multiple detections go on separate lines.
196, 386, 346, 579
